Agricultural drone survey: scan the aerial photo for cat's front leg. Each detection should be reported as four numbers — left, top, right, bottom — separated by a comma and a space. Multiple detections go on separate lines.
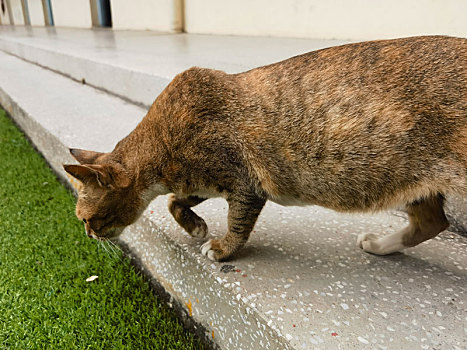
168, 194, 208, 238
201, 192, 266, 261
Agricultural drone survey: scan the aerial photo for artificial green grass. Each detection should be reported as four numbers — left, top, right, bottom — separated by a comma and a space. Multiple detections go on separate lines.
0, 110, 205, 350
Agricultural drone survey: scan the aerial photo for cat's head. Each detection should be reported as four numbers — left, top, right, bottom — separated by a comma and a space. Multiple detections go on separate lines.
64, 148, 142, 240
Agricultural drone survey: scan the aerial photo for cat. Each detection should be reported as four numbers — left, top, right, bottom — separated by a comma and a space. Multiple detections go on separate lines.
64, 35, 466, 262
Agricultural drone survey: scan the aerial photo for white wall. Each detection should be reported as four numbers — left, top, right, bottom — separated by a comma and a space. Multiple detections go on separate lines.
28, 0, 45, 26
9, 0, 25, 25
184, 0, 467, 40
50, 0, 92, 28
111, 0, 182, 32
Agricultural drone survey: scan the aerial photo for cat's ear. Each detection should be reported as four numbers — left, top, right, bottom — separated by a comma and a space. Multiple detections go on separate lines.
63, 164, 131, 188
63, 164, 100, 185
69, 148, 104, 165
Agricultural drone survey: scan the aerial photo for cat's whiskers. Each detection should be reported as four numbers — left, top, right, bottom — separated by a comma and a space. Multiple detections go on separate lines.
97, 240, 112, 258
105, 239, 122, 258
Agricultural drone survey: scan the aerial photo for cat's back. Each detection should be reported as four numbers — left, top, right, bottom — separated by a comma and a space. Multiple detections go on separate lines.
235, 36, 467, 210
241, 36, 466, 113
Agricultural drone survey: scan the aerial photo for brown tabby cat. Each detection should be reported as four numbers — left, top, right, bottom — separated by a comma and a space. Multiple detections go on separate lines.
64, 36, 466, 261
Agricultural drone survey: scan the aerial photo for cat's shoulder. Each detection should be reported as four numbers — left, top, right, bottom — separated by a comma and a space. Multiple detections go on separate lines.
163, 67, 238, 109
173, 66, 229, 86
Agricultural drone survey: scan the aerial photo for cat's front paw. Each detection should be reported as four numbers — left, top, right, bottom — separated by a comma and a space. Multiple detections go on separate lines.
168, 195, 208, 238
188, 218, 208, 238
201, 239, 231, 262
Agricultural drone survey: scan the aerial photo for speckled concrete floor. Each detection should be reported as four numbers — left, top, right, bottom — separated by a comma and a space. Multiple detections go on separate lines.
0, 27, 465, 350
122, 197, 466, 350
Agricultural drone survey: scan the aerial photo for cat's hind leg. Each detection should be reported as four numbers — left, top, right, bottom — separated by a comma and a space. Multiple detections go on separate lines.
357, 194, 449, 255
168, 194, 208, 238
201, 192, 266, 261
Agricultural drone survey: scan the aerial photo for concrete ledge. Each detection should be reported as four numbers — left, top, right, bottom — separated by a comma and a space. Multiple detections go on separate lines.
0, 31, 466, 350
0, 26, 348, 107
0, 27, 169, 108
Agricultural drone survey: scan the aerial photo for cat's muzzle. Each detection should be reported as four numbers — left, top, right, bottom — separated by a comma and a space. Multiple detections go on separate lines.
86, 227, 124, 241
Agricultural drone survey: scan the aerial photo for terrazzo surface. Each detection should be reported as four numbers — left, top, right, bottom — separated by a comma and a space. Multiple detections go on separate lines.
120, 197, 467, 350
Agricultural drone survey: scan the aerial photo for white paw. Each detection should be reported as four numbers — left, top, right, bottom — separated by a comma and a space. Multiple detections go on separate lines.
357, 232, 404, 255
190, 225, 207, 238
356, 233, 378, 249
201, 240, 217, 261
357, 233, 384, 254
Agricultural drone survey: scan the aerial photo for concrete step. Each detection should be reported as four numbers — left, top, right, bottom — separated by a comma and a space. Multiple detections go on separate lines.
0, 26, 347, 108
0, 31, 466, 350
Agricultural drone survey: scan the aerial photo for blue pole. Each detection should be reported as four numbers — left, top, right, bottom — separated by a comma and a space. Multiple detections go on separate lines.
45, 0, 53, 26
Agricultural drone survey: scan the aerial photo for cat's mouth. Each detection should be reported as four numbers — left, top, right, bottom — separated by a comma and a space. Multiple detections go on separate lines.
87, 227, 124, 241
87, 231, 105, 241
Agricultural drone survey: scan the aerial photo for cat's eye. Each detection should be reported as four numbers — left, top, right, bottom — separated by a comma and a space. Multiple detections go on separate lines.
82, 218, 87, 224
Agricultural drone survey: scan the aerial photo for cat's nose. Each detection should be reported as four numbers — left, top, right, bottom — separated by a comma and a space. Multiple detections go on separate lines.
85, 226, 97, 239
86, 231, 99, 240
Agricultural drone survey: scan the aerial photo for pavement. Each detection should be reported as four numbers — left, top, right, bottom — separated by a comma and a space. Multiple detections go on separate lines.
0, 26, 465, 350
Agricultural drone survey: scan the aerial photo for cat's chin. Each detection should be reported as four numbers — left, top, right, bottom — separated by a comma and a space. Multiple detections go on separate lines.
88, 232, 108, 242
104, 227, 125, 239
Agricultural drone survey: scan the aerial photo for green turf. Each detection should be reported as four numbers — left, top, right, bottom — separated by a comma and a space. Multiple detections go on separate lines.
0, 110, 205, 349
